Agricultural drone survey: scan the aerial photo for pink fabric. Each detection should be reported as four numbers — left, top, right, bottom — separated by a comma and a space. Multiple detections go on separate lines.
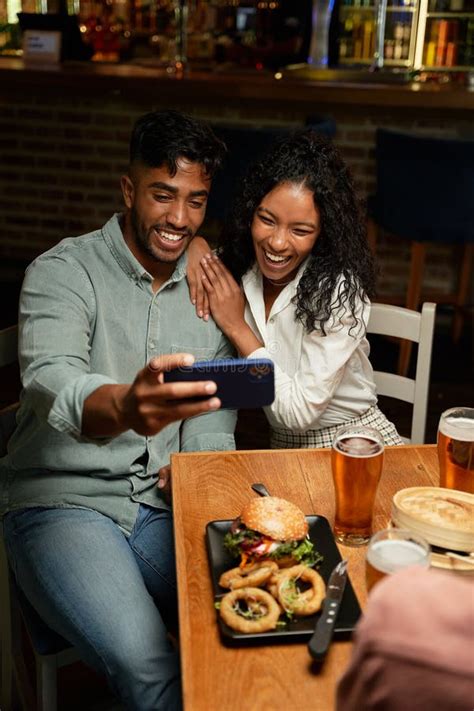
337, 567, 474, 711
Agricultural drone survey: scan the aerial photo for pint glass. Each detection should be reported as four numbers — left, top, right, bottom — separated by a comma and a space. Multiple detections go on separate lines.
331, 425, 384, 546
366, 528, 431, 593
437, 407, 474, 494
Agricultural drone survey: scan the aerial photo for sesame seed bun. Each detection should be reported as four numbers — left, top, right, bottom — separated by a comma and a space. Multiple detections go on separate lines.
241, 497, 308, 541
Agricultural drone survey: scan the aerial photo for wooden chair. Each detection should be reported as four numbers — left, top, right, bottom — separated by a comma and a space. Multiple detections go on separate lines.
367, 302, 436, 444
368, 129, 474, 376
0, 324, 80, 711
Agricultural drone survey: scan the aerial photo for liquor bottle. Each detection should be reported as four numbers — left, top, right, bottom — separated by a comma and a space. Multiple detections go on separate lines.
362, 18, 373, 57
445, 40, 457, 65
463, 18, 474, 66
425, 40, 436, 64
435, 18, 448, 65
385, 38, 395, 57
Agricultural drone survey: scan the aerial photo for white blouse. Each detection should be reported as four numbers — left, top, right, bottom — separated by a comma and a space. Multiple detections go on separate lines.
242, 260, 377, 433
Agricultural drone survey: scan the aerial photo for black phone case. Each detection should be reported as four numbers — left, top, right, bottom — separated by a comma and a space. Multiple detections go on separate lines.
164, 358, 275, 409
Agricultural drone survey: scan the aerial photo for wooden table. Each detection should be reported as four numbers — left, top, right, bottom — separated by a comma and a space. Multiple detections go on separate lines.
171, 445, 439, 711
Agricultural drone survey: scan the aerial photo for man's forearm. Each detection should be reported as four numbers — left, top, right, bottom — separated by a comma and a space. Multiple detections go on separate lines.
81, 355, 222, 440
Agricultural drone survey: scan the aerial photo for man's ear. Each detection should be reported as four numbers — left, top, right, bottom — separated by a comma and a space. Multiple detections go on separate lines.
121, 174, 134, 209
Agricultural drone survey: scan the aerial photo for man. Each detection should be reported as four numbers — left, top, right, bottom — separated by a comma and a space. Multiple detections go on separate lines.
337, 567, 474, 711
0, 110, 236, 710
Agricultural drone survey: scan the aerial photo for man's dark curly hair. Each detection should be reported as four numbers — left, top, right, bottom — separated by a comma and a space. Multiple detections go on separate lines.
130, 109, 226, 177
218, 130, 376, 335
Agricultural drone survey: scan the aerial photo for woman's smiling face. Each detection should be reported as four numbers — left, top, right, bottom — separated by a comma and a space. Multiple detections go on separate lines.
251, 181, 321, 285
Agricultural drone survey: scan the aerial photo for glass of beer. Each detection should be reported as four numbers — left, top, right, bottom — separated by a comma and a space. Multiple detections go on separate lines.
331, 425, 384, 546
366, 528, 431, 593
437, 407, 474, 494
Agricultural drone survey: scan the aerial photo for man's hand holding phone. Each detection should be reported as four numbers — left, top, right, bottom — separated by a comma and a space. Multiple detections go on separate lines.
120, 353, 222, 435
83, 353, 222, 439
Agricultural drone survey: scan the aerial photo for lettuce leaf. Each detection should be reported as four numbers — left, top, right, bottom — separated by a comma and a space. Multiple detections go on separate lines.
223, 530, 323, 567
223, 529, 261, 558
270, 538, 323, 567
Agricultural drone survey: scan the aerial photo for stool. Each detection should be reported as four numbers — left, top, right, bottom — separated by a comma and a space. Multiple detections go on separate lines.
0, 555, 80, 711
0, 326, 81, 711
368, 129, 474, 375
206, 115, 336, 223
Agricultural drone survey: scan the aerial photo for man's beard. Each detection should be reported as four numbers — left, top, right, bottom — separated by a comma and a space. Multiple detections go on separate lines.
131, 208, 194, 264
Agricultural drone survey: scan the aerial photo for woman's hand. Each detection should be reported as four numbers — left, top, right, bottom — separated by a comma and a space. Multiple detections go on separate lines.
201, 255, 246, 338
186, 235, 212, 319
201, 256, 263, 356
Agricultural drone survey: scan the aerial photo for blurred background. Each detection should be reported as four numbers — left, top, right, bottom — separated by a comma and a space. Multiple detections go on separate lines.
0, 0, 473, 448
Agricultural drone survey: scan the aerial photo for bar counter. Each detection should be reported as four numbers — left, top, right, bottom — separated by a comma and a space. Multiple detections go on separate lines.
1, 57, 473, 113
0, 55, 472, 273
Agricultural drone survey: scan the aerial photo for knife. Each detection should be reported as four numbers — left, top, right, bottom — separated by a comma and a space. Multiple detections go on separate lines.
308, 559, 348, 661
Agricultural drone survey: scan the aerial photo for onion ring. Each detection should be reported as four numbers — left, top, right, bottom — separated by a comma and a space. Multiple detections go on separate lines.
275, 565, 325, 617
274, 555, 298, 569
219, 561, 278, 590
266, 571, 285, 599
219, 587, 281, 633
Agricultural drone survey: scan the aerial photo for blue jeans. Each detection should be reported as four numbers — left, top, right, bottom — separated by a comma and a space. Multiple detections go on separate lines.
3, 504, 182, 711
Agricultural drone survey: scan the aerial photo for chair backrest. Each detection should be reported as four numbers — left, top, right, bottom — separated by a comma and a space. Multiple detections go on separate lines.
373, 129, 474, 243
0, 325, 19, 455
0, 325, 18, 368
367, 302, 436, 444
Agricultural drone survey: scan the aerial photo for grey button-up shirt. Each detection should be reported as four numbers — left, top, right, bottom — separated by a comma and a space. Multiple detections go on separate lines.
0, 214, 236, 533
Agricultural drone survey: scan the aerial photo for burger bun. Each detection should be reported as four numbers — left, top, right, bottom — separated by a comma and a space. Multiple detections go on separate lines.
241, 496, 308, 541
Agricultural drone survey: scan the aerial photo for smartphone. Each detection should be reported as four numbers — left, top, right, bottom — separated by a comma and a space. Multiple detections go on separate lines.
163, 357, 275, 410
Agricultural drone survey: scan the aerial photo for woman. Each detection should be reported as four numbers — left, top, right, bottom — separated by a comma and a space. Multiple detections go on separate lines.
188, 130, 402, 447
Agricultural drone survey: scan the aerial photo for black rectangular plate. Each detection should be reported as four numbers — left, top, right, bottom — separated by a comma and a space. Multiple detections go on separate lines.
206, 515, 361, 644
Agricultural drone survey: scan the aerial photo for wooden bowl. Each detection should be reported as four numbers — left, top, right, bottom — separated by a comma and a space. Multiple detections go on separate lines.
391, 486, 474, 554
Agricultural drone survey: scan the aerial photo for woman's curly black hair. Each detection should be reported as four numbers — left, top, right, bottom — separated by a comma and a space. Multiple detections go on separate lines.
218, 130, 376, 335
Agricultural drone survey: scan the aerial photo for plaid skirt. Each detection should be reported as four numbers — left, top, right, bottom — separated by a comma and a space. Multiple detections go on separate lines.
270, 405, 403, 449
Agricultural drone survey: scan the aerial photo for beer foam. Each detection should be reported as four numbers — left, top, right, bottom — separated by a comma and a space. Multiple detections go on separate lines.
439, 415, 474, 442
367, 539, 429, 574
335, 435, 383, 458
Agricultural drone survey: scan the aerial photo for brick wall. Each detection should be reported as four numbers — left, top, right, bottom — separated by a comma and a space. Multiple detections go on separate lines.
0, 84, 472, 301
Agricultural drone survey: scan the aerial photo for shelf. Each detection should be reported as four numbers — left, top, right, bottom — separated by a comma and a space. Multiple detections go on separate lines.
339, 6, 375, 11
339, 4, 416, 10
421, 63, 474, 69
338, 54, 412, 68
339, 3, 375, 7
426, 10, 474, 16
384, 58, 413, 65
339, 57, 373, 64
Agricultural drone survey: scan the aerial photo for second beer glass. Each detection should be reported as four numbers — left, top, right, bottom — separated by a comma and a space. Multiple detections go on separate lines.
366, 528, 431, 593
331, 424, 384, 546
437, 407, 474, 494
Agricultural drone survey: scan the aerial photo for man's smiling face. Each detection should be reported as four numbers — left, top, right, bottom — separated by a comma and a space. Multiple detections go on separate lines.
121, 157, 211, 272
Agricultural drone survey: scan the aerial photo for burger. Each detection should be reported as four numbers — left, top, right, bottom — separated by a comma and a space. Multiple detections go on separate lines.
223, 496, 320, 567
